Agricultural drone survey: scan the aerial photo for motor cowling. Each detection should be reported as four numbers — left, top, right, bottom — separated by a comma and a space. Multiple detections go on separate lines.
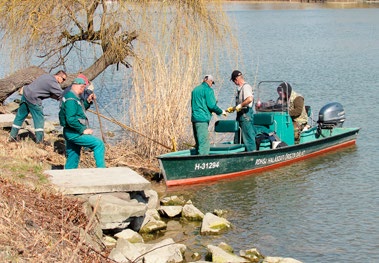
318, 102, 345, 128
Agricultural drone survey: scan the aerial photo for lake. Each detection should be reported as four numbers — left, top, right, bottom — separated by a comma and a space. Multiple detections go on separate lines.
162, 3, 379, 263
1, 2, 378, 262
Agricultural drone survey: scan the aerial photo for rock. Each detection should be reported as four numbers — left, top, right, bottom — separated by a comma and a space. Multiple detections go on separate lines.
4, 101, 20, 113
191, 252, 202, 261
139, 209, 167, 234
213, 209, 228, 217
263, 257, 303, 263
160, 195, 186, 206
201, 212, 231, 235
79, 227, 103, 252
102, 235, 117, 247
109, 238, 186, 263
0, 113, 15, 128
158, 205, 183, 218
144, 189, 159, 209
218, 242, 234, 253
181, 200, 204, 221
239, 248, 265, 262
88, 194, 147, 230
206, 245, 249, 263
142, 238, 186, 263
115, 229, 144, 243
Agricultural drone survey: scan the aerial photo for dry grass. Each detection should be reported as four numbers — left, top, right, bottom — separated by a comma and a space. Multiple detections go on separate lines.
0, 177, 112, 262
0, 127, 161, 262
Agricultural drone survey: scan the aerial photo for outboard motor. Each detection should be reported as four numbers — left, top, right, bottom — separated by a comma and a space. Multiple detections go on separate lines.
318, 102, 345, 129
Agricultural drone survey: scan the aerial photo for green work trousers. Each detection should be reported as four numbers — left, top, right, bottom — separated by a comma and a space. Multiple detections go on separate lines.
235, 108, 257, 151
64, 134, 106, 169
192, 122, 210, 155
10, 96, 45, 143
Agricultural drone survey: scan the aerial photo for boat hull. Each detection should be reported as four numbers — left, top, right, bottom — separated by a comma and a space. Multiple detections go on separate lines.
157, 128, 360, 187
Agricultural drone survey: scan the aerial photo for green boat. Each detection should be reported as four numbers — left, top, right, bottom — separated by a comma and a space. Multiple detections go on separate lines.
157, 81, 360, 187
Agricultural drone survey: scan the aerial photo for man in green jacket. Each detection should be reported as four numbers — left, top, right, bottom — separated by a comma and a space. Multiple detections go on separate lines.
59, 78, 106, 169
191, 75, 227, 155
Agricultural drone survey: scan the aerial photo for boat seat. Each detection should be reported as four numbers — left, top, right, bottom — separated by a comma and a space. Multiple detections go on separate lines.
214, 120, 239, 133
254, 113, 275, 134
210, 120, 245, 154
254, 113, 274, 126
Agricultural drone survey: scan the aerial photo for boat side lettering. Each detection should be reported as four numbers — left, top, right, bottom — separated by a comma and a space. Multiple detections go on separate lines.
194, 161, 220, 170
255, 150, 306, 165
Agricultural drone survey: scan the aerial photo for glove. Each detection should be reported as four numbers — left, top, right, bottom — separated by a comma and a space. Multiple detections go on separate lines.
235, 104, 242, 112
222, 110, 228, 117
226, 107, 235, 113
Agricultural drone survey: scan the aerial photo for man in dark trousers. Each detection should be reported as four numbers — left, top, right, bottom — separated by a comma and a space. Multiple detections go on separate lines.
9, 70, 67, 143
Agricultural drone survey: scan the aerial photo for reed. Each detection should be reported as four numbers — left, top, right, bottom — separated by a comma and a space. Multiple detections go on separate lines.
124, 1, 235, 159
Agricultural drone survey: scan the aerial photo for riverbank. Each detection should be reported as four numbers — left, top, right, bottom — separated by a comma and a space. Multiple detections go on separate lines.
0, 121, 164, 261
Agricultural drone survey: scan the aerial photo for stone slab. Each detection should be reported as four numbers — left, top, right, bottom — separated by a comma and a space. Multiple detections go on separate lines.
0, 113, 15, 128
45, 167, 151, 195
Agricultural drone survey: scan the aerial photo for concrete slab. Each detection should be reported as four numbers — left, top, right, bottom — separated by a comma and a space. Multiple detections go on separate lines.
45, 167, 151, 195
0, 113, 15, 128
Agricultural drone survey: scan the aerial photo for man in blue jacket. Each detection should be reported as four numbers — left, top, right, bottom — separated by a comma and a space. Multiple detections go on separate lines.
59, 77, 105, 169
191, 75, 227, 155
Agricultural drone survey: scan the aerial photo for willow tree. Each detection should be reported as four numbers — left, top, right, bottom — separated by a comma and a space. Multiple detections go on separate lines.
0, 0, 234, 158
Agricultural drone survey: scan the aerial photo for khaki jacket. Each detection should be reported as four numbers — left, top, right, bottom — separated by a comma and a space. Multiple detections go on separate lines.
289, 91, 308, 124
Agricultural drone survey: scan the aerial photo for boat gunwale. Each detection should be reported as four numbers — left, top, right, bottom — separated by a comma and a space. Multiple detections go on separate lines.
163, 138, 358, 187
157, 127, 360, 160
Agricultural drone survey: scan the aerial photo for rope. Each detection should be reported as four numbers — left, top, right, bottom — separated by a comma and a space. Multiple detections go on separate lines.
87, 109, 173, 151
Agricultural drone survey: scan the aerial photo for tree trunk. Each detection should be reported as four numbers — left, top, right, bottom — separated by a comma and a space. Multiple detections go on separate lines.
0, 49, 122, 104
0, 66, 47, 104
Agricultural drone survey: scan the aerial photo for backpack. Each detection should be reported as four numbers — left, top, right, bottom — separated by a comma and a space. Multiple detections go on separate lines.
255, 132, 287, 150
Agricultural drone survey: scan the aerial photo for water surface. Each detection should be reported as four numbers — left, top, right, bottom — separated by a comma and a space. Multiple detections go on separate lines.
163, 3, 379, 262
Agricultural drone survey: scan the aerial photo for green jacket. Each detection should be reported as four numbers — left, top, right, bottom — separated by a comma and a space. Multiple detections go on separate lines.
191, 81, 223, 123
59, 90, 91, 139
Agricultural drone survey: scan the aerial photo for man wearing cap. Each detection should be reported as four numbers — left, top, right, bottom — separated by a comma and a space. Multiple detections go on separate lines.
191, 75, 227, 155
61, 73, 94, 100
9, 70, 67, 143
59, 78, 106, 169
229, 70, 257, 151
276, 82, 308, 141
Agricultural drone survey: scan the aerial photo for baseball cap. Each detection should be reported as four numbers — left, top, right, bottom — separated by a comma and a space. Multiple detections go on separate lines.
77, 73, 89, 85
230, 70, 242, 81
72, 77, 86, 85
204, 75, 215, 85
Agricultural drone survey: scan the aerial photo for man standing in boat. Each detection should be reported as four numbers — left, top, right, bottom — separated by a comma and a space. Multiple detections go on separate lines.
228, 70, 257, 151
276, 82, 308, 142
227, 70, 256, 151
191, 75, 227, 155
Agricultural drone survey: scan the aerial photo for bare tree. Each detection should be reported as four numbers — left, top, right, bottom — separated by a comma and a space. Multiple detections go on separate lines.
0, 0, 235, 158
0, 0, 230, 103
